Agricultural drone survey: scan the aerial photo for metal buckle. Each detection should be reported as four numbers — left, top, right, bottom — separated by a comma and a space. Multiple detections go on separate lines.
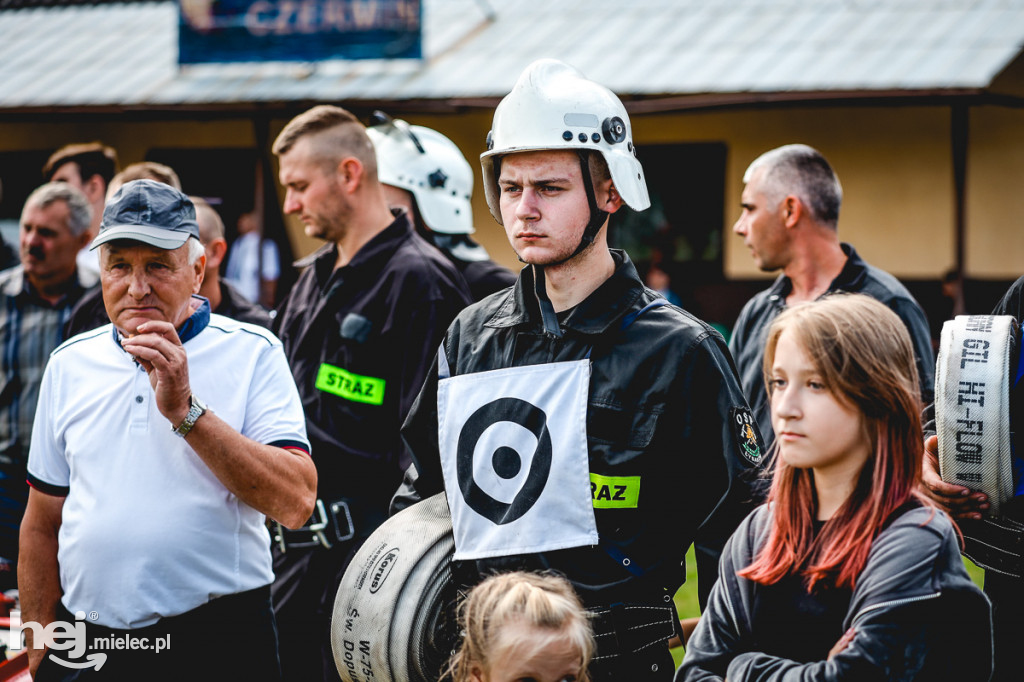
273, 498, 357, 553
274, 499, 334, 553
328, 499, 355, 543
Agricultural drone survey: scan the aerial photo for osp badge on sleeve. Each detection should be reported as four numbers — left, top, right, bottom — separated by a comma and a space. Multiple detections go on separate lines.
731, 406, 764, 465
437, 360, 598, 560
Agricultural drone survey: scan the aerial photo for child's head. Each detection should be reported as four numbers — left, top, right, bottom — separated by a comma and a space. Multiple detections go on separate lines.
445, 571, 593, 682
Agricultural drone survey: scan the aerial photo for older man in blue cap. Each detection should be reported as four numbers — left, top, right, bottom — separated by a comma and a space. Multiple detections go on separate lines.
18, 180, 316, 681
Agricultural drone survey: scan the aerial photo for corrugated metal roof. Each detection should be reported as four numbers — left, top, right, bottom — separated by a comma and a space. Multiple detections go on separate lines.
1, 0, 1023, 110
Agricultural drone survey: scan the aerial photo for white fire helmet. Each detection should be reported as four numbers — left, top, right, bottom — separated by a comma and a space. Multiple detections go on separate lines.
480, 58, 650, 225
367, 114, 475, 234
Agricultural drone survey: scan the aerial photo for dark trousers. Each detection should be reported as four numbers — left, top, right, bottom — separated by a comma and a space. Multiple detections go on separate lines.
271, 541, 362, 682
35, 585, 280, 682
590, 645, 676, 681
0, 461, 27, 590
985, 570, 1023, 682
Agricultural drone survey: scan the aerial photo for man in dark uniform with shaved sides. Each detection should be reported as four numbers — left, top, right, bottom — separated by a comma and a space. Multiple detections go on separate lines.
270, 105, 471, 682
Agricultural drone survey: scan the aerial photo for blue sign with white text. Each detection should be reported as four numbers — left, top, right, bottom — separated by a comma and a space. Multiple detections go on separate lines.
179, 0, 421, 64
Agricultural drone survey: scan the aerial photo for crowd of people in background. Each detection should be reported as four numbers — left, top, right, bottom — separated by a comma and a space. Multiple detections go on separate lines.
0, 56, 1015, 681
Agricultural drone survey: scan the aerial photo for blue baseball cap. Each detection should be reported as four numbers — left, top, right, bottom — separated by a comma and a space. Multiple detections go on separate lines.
90, 179, 200, 251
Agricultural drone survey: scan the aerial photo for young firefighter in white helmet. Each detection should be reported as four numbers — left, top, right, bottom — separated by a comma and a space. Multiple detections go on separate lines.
397, 59, 765, 679
367, 114, 517, 301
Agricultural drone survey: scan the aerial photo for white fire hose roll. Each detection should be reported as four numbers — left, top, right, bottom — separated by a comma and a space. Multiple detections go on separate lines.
935, 315, 1017, 516
331, 492, 457, 682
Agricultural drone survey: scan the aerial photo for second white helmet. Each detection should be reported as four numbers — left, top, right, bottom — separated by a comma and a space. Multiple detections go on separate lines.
368, 114, 475, 234
480, 59, 650, 225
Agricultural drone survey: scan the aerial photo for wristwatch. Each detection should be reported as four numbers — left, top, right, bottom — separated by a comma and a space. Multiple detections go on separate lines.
172, 394, 208, 438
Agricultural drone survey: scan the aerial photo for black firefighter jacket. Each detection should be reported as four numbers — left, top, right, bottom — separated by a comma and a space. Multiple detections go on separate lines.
273, 214, 471, 511
403, 250, 765, 613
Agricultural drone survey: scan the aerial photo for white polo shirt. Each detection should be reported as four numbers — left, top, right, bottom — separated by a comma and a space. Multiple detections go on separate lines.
27, 305, 310, 629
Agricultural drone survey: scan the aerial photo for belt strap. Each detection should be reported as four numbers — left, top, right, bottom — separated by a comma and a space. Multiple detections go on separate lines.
589, 602, 678, 662
437, 298, 670, 378
600, 540, 646, 577
273, 498, 356, 552
620, 299, 669, 330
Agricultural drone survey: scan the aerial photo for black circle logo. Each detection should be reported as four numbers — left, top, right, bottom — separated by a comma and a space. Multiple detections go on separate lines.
456, 398, 552, 525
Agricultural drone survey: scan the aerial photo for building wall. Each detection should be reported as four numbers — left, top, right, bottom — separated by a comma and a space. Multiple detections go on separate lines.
966, 105, 1024, 279
399, 103, 1020, 283
1, 102, 1019, 285
0, 118, 256, 163
633, 105, 957, 281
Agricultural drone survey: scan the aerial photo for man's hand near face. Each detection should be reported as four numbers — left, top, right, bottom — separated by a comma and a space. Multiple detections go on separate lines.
120, 317, 314, 528
120, 320, 193, 426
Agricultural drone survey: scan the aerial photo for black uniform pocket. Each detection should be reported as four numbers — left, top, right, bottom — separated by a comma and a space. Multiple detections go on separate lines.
587, 403, 659, 466
588, 404, 658, 446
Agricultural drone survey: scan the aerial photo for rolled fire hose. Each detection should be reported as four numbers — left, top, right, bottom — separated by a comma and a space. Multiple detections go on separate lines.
331, 492, 458, 682
935, 315, 1017, 517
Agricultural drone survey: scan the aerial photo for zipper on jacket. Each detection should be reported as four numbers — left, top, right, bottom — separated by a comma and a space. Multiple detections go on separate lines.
851, 591, 940, 627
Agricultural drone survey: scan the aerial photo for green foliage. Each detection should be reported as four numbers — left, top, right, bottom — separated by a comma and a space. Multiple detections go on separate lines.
670, 545, 699, 668
673, 544, 700, 623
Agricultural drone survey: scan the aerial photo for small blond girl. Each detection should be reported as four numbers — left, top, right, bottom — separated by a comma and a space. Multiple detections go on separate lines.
444, 571, 593, 682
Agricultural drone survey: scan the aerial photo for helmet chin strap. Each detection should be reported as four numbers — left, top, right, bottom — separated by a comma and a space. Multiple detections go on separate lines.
559, 151, 609, 265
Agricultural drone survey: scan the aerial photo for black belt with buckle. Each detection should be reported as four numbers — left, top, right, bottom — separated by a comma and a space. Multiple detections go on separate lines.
589, 602, 680, 663
273, 498, 356, 552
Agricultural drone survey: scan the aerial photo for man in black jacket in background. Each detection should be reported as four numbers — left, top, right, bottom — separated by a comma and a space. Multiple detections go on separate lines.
270, 105, 471, 682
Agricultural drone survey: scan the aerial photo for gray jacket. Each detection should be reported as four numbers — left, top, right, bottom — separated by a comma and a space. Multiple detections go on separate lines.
677, 504, 992, 681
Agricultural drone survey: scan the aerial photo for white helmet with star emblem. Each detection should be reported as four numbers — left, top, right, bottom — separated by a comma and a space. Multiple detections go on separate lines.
367, 113, 475, 235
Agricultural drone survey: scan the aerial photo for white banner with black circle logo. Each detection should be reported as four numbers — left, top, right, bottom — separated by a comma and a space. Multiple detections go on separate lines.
438, 360, 597, 560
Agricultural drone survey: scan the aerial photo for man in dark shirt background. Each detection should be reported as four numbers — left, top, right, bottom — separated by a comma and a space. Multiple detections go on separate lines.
189, 196, 271, 328
42, 142, 118, 279
0, 182, 95, 589
270, 105, 470, 682
729, 144, 933, 450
